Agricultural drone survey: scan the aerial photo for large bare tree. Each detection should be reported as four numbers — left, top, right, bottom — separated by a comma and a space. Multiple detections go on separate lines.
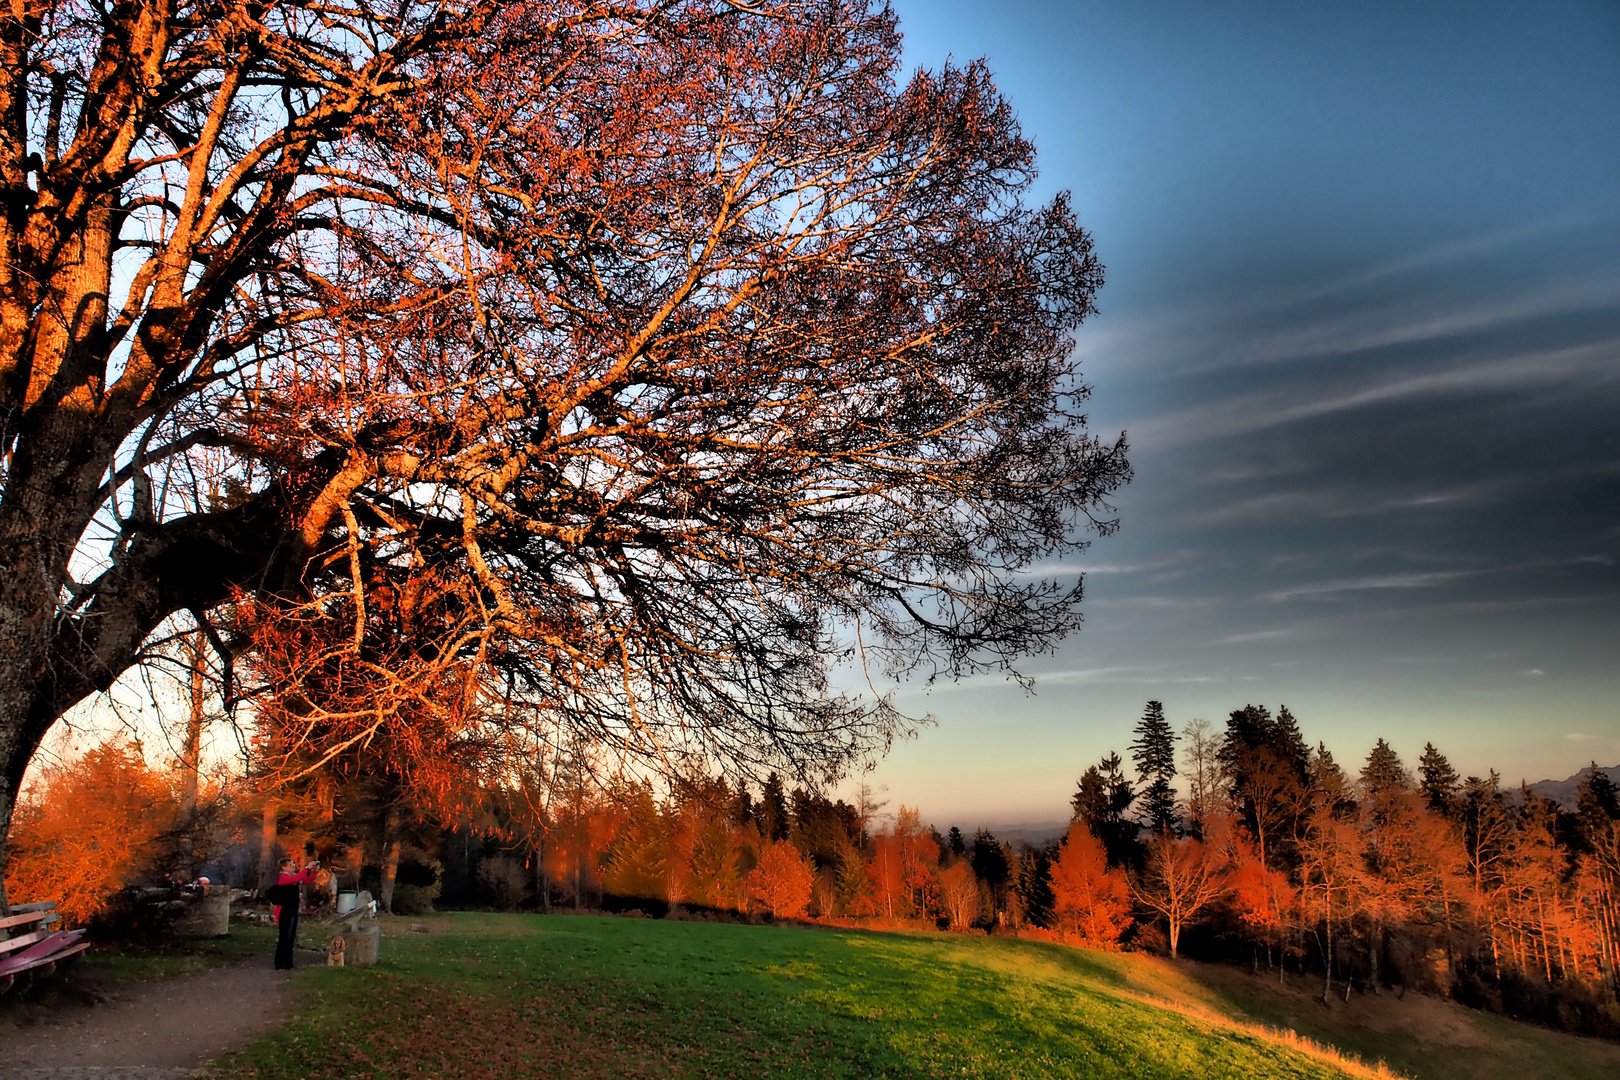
0, 0, 1128, 886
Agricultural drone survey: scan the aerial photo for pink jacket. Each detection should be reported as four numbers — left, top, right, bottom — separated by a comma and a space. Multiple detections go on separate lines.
273, 866, 317, 924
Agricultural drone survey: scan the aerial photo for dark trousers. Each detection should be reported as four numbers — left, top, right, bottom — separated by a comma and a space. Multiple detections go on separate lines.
274, 905, 299, 969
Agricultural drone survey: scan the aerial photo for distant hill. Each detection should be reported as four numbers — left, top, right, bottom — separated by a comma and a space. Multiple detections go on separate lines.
1522, 762, 1620, 809
972, 819, 1070, 848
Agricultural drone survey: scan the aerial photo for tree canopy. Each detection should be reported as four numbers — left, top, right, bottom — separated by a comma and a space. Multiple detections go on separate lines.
0, 0, 1127, 881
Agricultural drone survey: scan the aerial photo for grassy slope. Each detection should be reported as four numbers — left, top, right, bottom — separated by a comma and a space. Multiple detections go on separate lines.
1180, 959, 1620, 1080
223, 914, 1390, 1080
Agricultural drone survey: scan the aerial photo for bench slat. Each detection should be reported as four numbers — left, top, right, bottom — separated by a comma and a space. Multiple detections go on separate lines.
0, 930, 48, 956
6, 902, 56, 914
0, 912, 47, 931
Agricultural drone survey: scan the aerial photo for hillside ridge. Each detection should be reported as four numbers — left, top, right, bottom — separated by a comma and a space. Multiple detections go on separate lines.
1522, 762, 1620, 809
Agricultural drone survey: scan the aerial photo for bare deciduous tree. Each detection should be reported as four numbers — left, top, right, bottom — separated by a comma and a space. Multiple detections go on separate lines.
1134, 829, 1227, 959
0, 0, 1128, 889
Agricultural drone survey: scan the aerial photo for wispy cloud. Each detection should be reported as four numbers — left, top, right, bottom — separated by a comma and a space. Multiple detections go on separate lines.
1262, 571, 1472, 603
1266, 217, 1593, 308
1208, 277, 1620, 372
1072, 219, 1620, 381
1127, 339, 1620, 451
1183, 481, 1509, 528
1216, 627, 1300, 645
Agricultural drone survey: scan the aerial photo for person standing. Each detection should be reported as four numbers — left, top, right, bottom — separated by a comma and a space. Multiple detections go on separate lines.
270, 857, 318, 970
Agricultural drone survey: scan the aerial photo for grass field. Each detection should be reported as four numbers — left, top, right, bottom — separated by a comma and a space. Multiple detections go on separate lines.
222, 913, 1411, 1080
210, 913, 1620, 1080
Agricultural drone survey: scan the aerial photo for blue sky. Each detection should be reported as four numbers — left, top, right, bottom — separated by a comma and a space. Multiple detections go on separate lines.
853, 0, 1620, 829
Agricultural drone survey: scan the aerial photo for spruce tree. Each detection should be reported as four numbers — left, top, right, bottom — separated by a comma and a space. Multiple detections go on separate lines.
1273, 706, 1312, 786
1417, 742, 1461, 816
760, 772, 791, 842
1218, 705, 1307, 865
1129, 700, 1180, 835
1577, 762, 1620, 852
1360, 739, 1409, 799
1309, 742, 1356, 818
1071, 766, 1108, 827
970, 830, 1010, 887
1071, 752, 1139, 867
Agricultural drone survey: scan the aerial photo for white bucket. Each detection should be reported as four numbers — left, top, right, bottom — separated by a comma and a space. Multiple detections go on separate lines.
336, 892, 357, 915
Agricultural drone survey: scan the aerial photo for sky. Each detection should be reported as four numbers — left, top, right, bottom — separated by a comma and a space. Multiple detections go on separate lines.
851, 0, 1620, 830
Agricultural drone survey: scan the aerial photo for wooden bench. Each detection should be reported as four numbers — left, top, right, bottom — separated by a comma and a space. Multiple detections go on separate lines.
0, 902, 88, 994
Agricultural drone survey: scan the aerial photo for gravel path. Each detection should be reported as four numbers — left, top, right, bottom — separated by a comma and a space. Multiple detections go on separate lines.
0, 954, 296, 1080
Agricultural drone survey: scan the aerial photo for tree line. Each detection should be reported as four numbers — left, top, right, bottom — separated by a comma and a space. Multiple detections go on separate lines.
483, 700, 1620, 1036
9, 700, 1619, 1037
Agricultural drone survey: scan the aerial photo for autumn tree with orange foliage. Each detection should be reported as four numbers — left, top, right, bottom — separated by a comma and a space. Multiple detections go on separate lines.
5, 739, 176, 925
1224, 830, 1296, 972
747, 840, 815, 920
1048, 824, 1132, 947
0, 0, 1129, 893
866, 829, 910, 920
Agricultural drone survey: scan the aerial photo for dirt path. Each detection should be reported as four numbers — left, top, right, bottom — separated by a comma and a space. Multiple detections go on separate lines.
0, 955, 296, 1080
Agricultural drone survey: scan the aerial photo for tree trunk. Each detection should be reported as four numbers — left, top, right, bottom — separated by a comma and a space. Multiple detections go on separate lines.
1370, 924, 1381, 993
380, 806, 402, 914
178, 632, 208, 878
258, 798, 281, 891
1322, 894, 1334, 1004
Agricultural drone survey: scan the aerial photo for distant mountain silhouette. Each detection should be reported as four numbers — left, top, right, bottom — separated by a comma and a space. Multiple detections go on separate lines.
976, 820, 1070, 848
1521, 762, 1620, 810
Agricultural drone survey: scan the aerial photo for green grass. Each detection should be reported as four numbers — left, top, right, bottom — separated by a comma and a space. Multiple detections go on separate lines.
223, 914, 1386, 1080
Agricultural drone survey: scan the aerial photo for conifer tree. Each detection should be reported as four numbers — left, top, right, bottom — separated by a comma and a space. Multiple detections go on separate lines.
970, 830, 1010, 885
1071, 753, 1139, 867
1011, 843, 1057, 929
1577, 763, 1620, 854
1460, 772, 1511, 899
1360, 740, 1409, 800
760, 773, 791, 843
1308, 742, 1357, 820
1071, 766, 1108, 828
1219, 706, 1304, 867
1417, 742, 1461, 817
1273, 706, 1312, 785
1578, 763, 1620, 823
1130, 700, 1180, 835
